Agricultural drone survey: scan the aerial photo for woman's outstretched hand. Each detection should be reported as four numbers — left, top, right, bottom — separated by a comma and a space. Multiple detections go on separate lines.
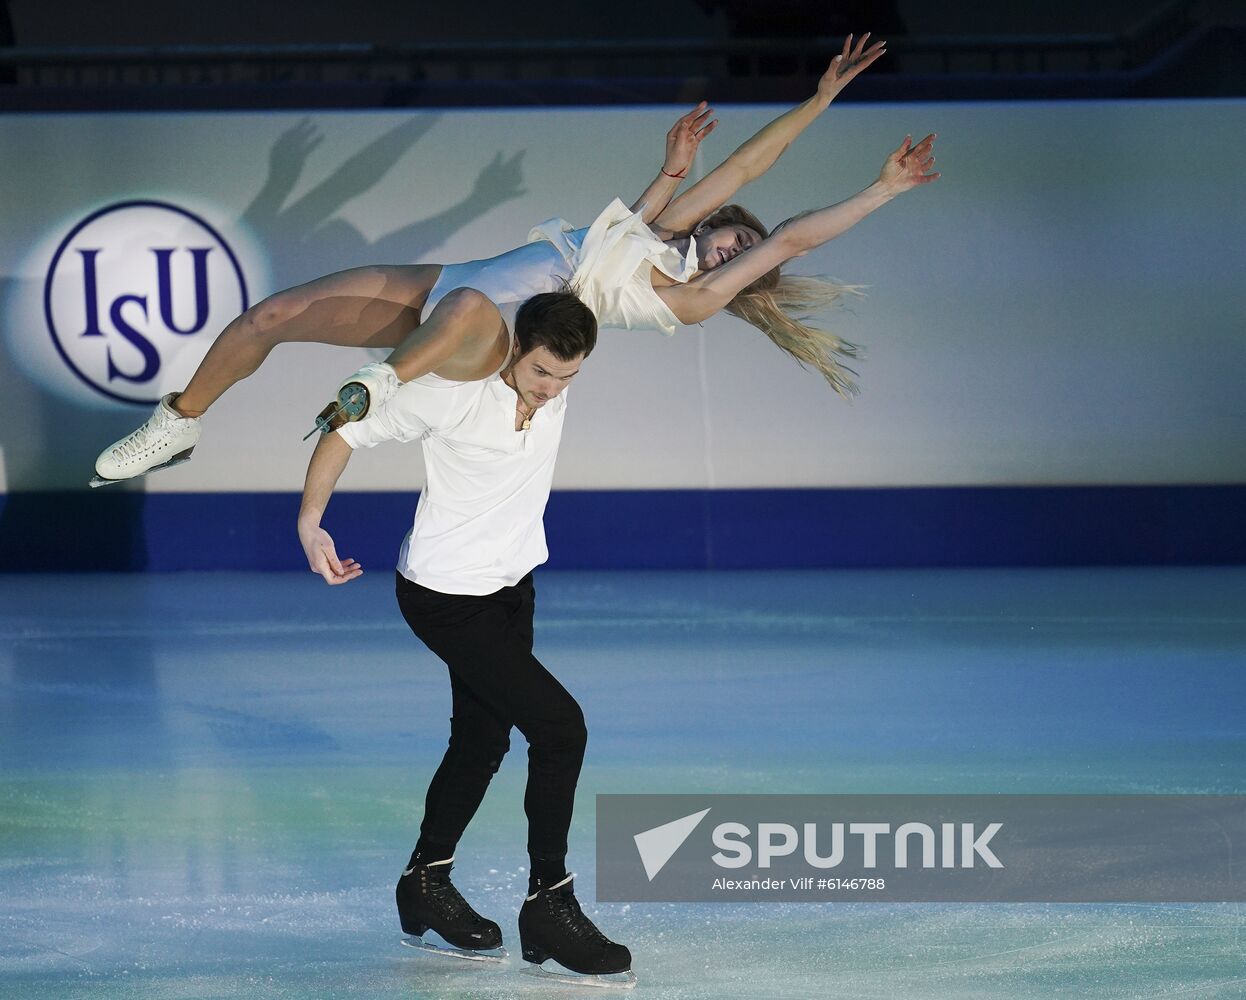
817, 33, 887, 103
878, 134, 940, 194
299, 521, 363, 586
663, 101, 718, 178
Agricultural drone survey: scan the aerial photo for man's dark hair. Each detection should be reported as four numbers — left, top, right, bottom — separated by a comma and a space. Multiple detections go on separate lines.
513, 291, 597, 361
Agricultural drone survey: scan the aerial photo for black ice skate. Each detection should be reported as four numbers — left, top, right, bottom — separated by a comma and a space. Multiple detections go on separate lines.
396, 857, 507, 963
519, 874, 636, 989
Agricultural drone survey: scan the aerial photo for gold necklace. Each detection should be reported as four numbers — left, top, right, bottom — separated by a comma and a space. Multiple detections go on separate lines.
518, 401, 535, 431
504, 368, 535, 430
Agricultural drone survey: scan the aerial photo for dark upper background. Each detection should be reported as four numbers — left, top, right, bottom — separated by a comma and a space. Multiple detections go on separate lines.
0, 0, 1234, 45
0, 0, 1242, 106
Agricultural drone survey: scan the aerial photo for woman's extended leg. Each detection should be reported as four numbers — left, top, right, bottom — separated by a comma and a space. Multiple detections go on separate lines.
175, 263, 442, 417
92, 270, 511, 484
93, 263, 438, 484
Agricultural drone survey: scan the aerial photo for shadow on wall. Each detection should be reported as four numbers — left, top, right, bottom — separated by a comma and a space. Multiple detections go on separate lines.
0, 114, 528, 570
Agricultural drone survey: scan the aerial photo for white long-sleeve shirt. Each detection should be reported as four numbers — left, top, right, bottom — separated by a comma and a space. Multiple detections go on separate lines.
336, 373, 566, 596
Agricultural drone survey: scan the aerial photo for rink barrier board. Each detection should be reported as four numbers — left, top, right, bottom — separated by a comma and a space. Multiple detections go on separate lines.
1, 485, 1243, 572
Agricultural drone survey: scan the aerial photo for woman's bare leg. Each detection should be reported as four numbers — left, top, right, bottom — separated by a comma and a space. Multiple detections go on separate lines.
174, 264, 441, 417
92, 270, 510, 483
310, 286, 511, 434
383, 287, 512, 384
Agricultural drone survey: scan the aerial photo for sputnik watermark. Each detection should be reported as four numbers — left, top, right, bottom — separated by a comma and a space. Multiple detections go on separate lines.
710, 820, 1003, 870
598, 794, 1246, 903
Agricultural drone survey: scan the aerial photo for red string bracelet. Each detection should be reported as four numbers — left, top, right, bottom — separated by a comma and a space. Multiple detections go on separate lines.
661, 168, 687, 179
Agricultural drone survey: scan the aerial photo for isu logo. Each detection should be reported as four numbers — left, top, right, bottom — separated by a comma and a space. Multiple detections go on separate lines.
43, 200, 249, 405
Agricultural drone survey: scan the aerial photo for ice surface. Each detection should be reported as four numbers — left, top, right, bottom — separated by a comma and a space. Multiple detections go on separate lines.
2, 568, 1244, 998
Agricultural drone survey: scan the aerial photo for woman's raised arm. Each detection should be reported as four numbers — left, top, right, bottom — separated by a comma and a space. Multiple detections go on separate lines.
629, 102, 718, 225
652, 33, 886, 238
657, 134, 938, 325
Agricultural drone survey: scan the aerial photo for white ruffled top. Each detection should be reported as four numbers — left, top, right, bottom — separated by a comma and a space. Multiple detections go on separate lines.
529, 198, 699, 336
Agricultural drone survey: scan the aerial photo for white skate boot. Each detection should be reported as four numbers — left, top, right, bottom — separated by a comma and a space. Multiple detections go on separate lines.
90, 393, 201, 487
305, 362, 402, 439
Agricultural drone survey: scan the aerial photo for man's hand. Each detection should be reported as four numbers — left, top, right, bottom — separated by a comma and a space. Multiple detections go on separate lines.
299, 520, 362, 586
817, 33, 887, 104
877, 134, 940, 195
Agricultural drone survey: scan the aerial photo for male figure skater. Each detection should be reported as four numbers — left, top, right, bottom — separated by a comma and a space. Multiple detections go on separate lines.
296, 289, 634, 985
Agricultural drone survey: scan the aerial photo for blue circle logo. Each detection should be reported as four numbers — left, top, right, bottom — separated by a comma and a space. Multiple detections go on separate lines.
44, 200, 249, 405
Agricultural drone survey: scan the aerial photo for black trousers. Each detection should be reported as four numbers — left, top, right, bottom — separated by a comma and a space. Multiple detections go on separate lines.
395, 571, 587, 861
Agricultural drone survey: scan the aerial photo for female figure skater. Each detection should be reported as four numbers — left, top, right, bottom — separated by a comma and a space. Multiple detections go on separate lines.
93, 33, 936, 485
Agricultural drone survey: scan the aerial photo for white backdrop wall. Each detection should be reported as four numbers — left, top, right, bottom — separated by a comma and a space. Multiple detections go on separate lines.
2, 99, 1243, 494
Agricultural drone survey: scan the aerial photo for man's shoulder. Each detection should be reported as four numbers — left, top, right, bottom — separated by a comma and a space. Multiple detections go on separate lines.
393, 373, 488, 412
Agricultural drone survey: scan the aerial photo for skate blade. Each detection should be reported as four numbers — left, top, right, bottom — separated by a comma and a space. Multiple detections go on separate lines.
302, 387, 368, 440
401, 935, 508, 964
88, 451, 194, 489
523, 962, 637, 990
301, 406, 339, 441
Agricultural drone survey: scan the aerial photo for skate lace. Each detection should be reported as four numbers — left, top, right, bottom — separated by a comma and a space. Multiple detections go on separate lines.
548, 889, 612, 948
428, 874, 476, 921
112, 424, 154, 461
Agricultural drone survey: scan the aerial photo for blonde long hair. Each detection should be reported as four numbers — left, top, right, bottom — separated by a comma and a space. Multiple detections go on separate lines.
697, 205, 864, 400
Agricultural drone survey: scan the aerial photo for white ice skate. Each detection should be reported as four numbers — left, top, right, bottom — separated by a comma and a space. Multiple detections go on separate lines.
304, 362, 401, 439
90, 393, 201, 488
